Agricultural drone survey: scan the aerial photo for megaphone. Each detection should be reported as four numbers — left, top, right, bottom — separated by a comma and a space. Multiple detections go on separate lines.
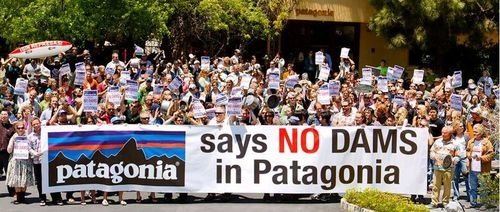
265, 94, 281, 109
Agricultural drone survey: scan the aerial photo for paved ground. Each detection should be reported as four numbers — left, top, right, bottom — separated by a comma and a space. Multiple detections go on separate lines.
0, 176, 496, 212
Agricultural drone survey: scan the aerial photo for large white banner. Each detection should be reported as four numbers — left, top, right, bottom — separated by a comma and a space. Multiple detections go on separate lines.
42, 125, 428, 195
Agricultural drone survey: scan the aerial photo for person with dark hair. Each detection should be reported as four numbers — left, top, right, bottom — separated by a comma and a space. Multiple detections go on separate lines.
428, 106, 444, 138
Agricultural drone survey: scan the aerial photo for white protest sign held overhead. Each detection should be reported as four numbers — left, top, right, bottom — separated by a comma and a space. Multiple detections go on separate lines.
317, 84, 330, 105
201, 56, 210, 70
168, 76, 183, 91
268, 80, 280, 90
230, 86, 243, 98
14, 78, 28, 96
452, 71, 462, 88
240, 74, 252, 89
192, 100, 207, 118
83, 90, 98, 112
318, 65, 330, 81
59, 63, 70, 77
227, 97, 243, 115
215, 93, 228, 105
340, 48, 350, 58
107, 86, 121, 109
329, 80, 340, 96
315, 51, 325, 65
13, 136, 29, 160
361, 68, 372, 85
392, 66, 404, 80
74, 62, 86, 86
377, 76, 388, 92
450, 94, 462, 111
153, 85, 164, 95
412, 69, 424, 84
125, 80, 139, 101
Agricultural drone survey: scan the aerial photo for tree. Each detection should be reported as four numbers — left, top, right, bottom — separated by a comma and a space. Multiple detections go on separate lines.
368, 0, 499, 76
0, 0, 171, 47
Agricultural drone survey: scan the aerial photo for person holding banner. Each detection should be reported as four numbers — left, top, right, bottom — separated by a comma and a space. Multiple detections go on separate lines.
6, 121, 34, 204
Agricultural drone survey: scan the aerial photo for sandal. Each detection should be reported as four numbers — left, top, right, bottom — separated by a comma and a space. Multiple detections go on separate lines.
136, 196, 142, 203
148, 195, 157, 203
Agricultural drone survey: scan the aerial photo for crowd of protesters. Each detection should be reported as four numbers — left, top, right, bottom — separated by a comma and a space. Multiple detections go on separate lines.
0, 46, 498, 209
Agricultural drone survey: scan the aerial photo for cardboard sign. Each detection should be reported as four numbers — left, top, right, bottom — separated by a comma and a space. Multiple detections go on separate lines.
329, 80, 340, 96
153, 85, 164, 95
450, 94, 462, 111
452, 71, 462, 88
412, 69, 424, 84
125, 80, 139, 101
361, 68, 372, 85
168, 76, 183, 91
318, 65, 330, 81
227, 97, 243, 115
13, 136, 29, 160
14, 78, 28, 96
201, 56, 210, 70
377, 76, 388, 92
192, 100, 207, 118
317, 84, 330, 105
107, 86, 121, 109
83, 90, 98, 112
340, 48, 350, 58
59, 63, 70, 77
315, 51, 325, 65
215, 93, 228, 105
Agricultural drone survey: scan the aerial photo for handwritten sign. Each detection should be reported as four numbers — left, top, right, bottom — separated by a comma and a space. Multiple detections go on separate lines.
450, 94, 462, 111
340, 48, 350, 58
14, 78, 28, 96
452, 71, 462, 88
315, 51, 325, 65
13, 136, 29, 160
83, 90, 98, 112
125, 80, 139, 101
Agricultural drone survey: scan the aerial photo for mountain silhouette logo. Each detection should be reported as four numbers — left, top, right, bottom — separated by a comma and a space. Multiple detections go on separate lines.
48, 138, 185, 187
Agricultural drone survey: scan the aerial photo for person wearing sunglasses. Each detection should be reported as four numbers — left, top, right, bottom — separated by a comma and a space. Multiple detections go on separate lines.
6, 121, 35, 204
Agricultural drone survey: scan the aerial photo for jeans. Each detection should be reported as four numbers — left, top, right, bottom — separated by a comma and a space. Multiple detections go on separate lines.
452, 159, 470, 201
468, 171, 480, 206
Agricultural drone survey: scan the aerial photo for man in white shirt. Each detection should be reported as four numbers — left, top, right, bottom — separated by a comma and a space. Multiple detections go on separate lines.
105, 53, 126, 72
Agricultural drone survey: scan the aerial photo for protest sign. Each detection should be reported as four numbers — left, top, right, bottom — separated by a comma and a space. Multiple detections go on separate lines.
105, 67, 115, 76
392, 95, 406, 107
120, 71, 131, 81
206, 108, 216, 120
201, 56, 210, 70
230, 86, 243, 97
240, 74, 252, 89
315, 51, 325, 65
153, 85, 164, 95
452, 71, 462, 88
215, 93, 228, 105
340, 48, 350, 58
13, 136, 29, 160
392, 66, 404, 80
14, 78, 28, 96
168, 76, 183, 91
192, 100, 207, 118
329, 80, 340, 96
361, 68, 372, 85
227, 97, 243, 115
268, 73, 279, 81
268, 80, 280, 90
42, 125, 428, 195
107, 86, 122, 109
412, 69, 424, 84
74, 63, 86, 86
286, 77, 299, 89
377, 76, 388, 92
450, 94, 462, 111
59, 63, 70, 77
318, 65, 330, 81
317, 84, 330, 105
125, 80, 139, 101
83, 90, 98, 112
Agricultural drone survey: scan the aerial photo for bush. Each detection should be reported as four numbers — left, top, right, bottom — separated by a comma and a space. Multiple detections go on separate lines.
343, 188, 428, 212
478, 174, 499, 207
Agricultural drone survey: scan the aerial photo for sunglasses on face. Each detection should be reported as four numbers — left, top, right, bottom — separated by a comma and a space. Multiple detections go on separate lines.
17, 127, 24, 130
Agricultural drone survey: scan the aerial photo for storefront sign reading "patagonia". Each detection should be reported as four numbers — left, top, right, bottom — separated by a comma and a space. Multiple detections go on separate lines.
295, 8, 334, 17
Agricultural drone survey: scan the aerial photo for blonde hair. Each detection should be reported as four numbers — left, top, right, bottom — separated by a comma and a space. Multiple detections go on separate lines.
473, 124, 486, 138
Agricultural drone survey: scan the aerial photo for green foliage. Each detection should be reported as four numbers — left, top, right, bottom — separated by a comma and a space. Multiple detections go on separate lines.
0, 0, 172, 45
478, 170, 500, 207
344, 188, 428, 212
